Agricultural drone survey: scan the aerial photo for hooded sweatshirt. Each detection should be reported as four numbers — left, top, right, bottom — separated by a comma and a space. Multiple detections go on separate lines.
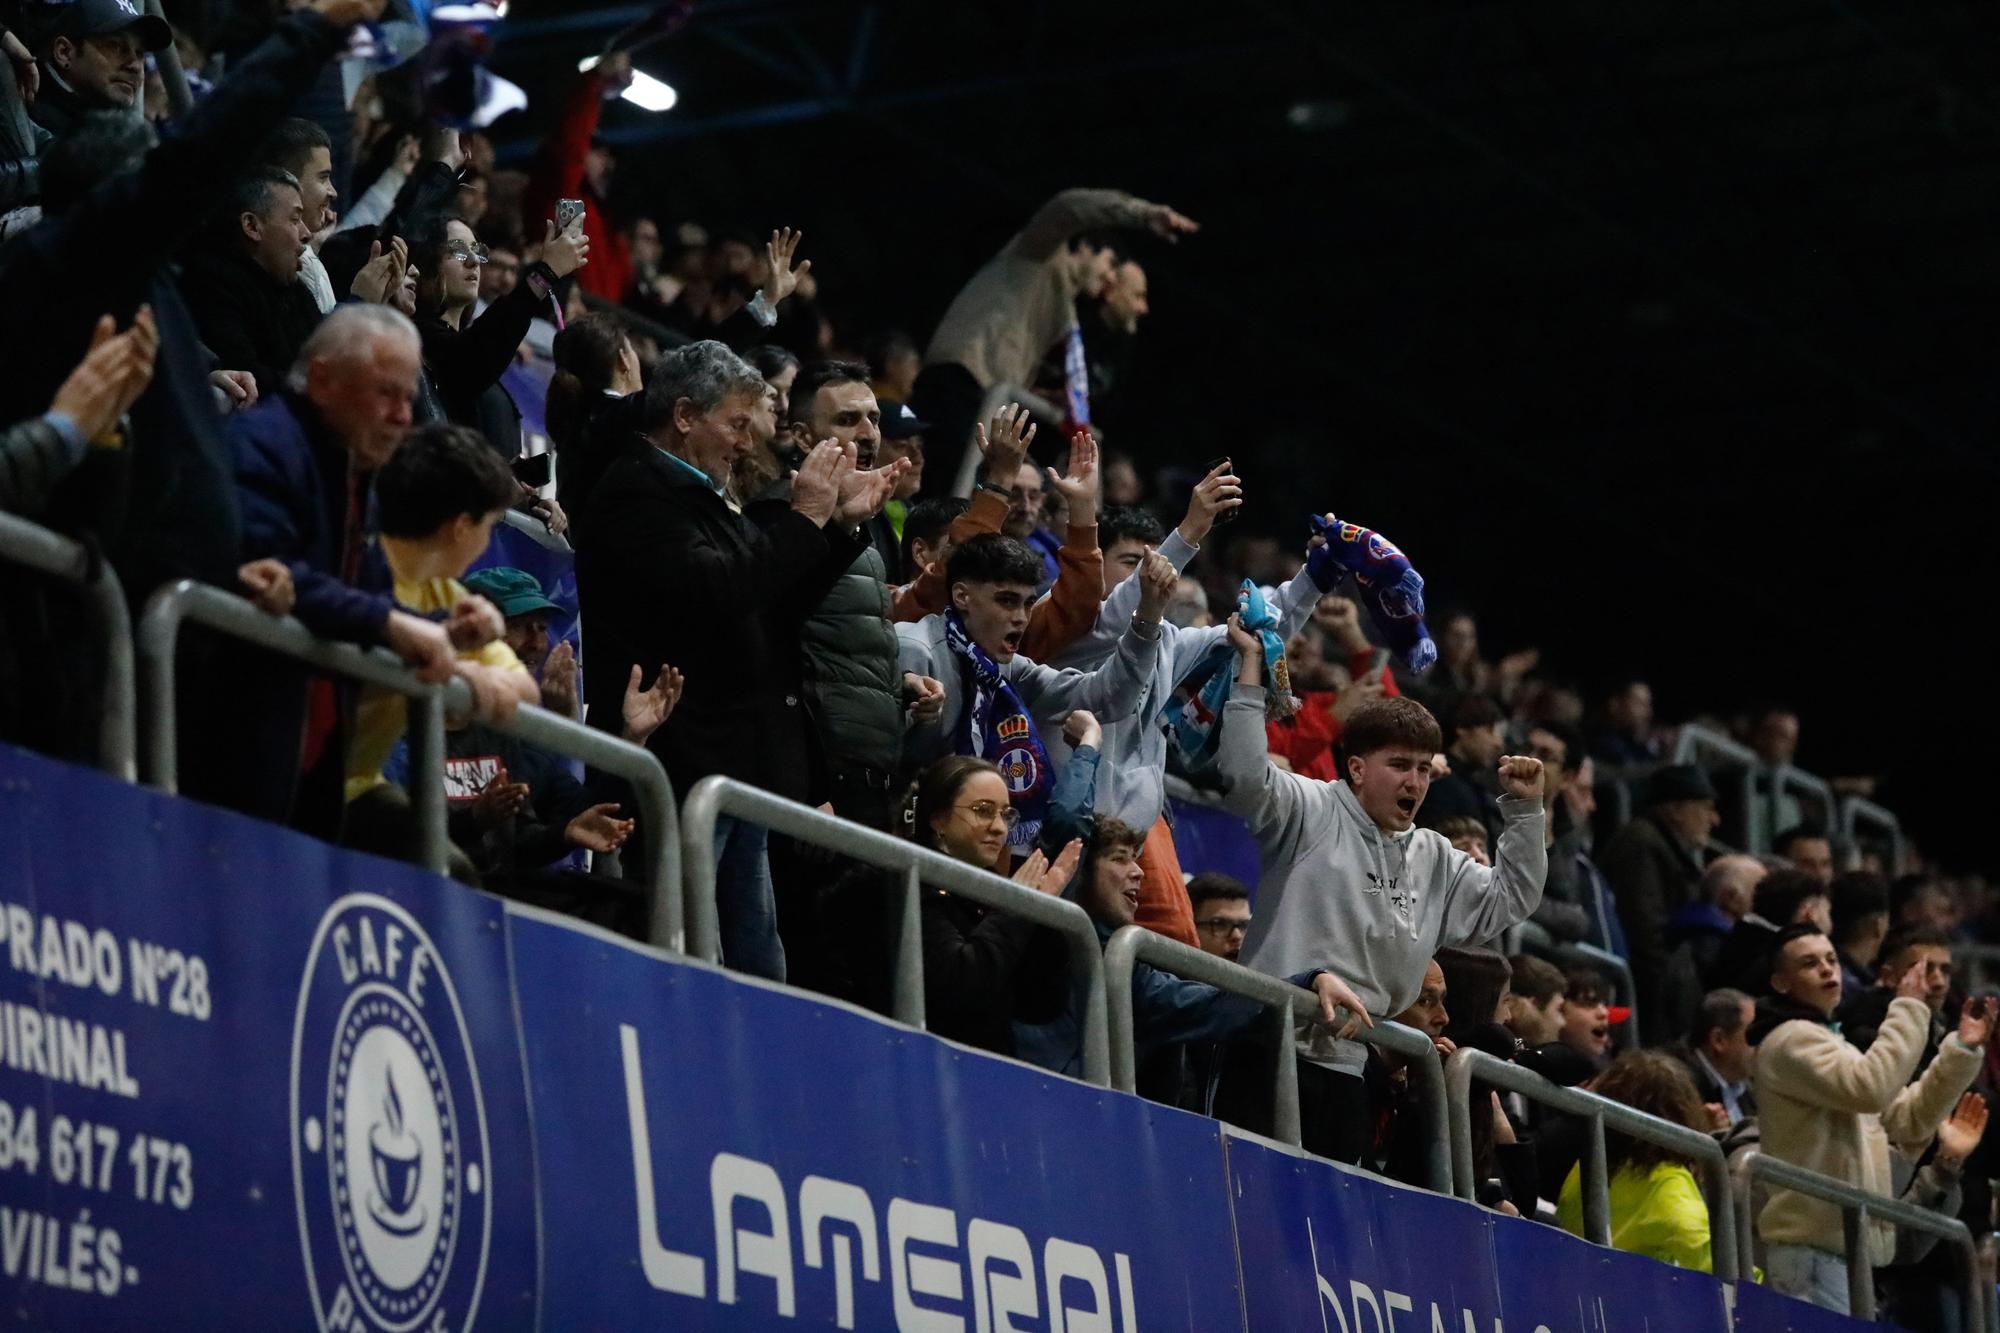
1753, 993, 1979, 1265
1217, 681, 1546, 1076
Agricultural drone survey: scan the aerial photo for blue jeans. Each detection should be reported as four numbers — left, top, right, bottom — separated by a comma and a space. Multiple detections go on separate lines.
1765, 1244, 1851, 1314
715, 816, 785, 982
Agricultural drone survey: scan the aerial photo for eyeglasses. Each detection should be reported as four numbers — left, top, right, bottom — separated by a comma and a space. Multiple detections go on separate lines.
1194, 917, 1251, 935
954, 800, 1019, 828
446, 242, 491, 266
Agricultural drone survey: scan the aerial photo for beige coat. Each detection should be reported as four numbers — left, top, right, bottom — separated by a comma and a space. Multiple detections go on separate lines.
1755, 995, 1979, 1264
923, 189, 1158, 392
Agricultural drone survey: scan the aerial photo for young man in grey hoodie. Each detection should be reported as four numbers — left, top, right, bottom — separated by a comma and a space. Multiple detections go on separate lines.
1215, 614, 1549, 1160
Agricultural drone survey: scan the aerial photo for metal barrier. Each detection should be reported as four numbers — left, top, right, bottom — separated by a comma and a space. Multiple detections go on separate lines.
679, 775, 1114, 1086
1444, 1046, 1740, 1282
1514, 922, 1640, 1045
1673, 724, 1765, 853
136, 579, 684, 949
1737, 1149, 1987, 1332
1102, 925, 1452, 1193
0, 510, 136, 779
1769, 762, 1835, 840
1840, 795, 1908, 874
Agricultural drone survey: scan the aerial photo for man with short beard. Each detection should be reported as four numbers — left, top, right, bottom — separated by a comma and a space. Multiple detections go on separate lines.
26, 0, 170, 148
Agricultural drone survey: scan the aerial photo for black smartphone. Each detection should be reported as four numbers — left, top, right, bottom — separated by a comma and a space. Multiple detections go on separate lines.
1204, 455, 1240, 525
512, 452, 553, 488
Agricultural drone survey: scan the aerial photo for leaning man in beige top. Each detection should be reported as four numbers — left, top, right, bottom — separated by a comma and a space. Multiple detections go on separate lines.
1750, 921, 1994, 1313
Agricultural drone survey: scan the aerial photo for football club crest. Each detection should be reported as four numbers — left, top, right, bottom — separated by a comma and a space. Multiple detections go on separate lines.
997, 745, 1041, 794
291, 895, 492, 1332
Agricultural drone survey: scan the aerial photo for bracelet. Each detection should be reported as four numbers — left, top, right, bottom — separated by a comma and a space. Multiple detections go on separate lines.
973, 480, 1010, 498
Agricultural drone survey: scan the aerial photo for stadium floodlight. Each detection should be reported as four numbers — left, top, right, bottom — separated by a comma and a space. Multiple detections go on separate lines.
577, 55, 679, 113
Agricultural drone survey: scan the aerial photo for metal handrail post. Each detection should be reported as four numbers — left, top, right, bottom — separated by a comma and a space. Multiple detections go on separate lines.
894, 864, 925, 1028
1673, 723, 1763, 853
1269, 1005, 1301, 1148
407, 689, 450, 875
1840, 795, 1907, 874
1842, 1204, 1875, 1319
1581, 1112, 1612, 1245
0, 510, 136, 779
138, 582, 679, 938
1746, 1151, 1984, 1333
681, 776, 1112, 1086
1444, 1047, 1739, 1281
1103, 926, 1447, 1192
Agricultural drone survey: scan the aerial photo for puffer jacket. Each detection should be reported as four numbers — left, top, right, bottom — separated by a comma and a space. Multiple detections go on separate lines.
746, 494, 903, 776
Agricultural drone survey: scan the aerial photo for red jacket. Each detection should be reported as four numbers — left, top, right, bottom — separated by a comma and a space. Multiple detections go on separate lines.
1265, 650, 1401, 781
523, 71, 632, 304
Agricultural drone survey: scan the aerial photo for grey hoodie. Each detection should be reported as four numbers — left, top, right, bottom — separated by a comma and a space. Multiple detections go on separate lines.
1217, 682, 1547, 1076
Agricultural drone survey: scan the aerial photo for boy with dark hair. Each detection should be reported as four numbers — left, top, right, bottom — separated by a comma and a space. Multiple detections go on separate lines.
898, 495, 969, 583
898, 532, 1166, 853
1503, 953, 1568, 1046
1215, 618, 1547, 1161
1830, 870, 1891, 1001
1187, 872, 1252, 961
1417, 693, 1507, 840
345, 423, 538, 808
1558, 967, 1614, 1064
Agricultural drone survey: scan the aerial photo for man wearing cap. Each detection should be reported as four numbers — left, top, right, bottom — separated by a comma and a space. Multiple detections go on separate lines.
1600, 764, 1720, 1043
873, 397, 928, 554
460, 566, 577, 717
26, 0, 171, 147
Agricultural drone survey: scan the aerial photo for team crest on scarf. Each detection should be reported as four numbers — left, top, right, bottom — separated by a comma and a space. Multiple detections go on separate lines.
944, 610, 1052, 850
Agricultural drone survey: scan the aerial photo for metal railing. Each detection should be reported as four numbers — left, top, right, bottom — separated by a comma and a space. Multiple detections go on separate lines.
679, 775, 1113, 1086
137, 580, 684, 949
1514, 922, 1640, 1045
1768, 762, 1835, 839
0, 511, 136, 779
1840, 795, 1907, 875
1737, 1149, 1987, 1332
1445, 1046, 1739, 1281
1103, 926, 1451, 1192
1673, 724, 1764, 853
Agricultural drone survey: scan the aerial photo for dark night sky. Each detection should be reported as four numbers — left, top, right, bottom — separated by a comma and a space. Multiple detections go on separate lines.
488, 0, 2000, 870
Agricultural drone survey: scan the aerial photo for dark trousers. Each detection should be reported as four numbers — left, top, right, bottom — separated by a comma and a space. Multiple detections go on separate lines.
909, 362, 986, 498
1211, 1040, 1372, 1163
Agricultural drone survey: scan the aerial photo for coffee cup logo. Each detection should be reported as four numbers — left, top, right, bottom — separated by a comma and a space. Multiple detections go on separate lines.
293, 895, 491, 1333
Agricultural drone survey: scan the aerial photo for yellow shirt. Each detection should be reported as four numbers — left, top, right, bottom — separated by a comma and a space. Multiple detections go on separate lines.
344, 575, 526, 801
1555, 1160, 1714, 1273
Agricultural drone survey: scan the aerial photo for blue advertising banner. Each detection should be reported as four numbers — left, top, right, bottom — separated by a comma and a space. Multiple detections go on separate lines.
0, 745, 538, 1331
506, 909, 1248, 1331
1224, 1129, 1732, 1333
1166, 793, 1261, 892
1734, 1280, 1886, 1332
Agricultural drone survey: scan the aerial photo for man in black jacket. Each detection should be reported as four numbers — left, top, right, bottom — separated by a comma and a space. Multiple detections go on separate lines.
0, 0, 386, 765
1601, 764, 1718, 1043
182, 167, 321, 398
575, 340, 899, 980
25, 0, 170, 148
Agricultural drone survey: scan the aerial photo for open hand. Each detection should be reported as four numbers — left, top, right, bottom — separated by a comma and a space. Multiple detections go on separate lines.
1011, 838, 1081, 895
1309, 971, 1373, 1038
835, 450, 908, 523
52, 307, 158, 442
1496, 754, 1545, 801
975, 403, 1037, 488
1958, 995, 1997, 1049
565, 802, 635, 853
469, 765, 530, 829
237, 559, 295, 616
1937, 1091, 1990, 1164
621, 663, 683, 745
539, 640, 579, 718
1047, 431, 1100, 528
762, 227, 810, 306
788, 439, 850, 526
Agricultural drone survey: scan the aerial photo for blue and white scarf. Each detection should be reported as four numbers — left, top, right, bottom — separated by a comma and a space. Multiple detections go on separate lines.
945, 610, 1053, 851
1162, 581, 1294, 774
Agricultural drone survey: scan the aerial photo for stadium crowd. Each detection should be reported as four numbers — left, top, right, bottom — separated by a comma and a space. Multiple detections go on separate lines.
1, 2, 1995, 1326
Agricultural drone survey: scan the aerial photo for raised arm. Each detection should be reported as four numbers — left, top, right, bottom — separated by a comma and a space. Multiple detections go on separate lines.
1760, 993, 1930, 1115
1437, 758, 1548, 945
1882, 998, 1991, 1151
1215, 614, 1320, 860
1013, 554, 1168, 725
1011, 189, 1199, 262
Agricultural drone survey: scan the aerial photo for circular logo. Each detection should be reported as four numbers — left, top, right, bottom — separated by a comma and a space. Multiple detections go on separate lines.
292, 895, 491, 1333
997, 745, 1041, 795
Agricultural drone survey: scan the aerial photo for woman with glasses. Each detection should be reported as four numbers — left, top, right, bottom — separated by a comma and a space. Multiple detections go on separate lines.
410, 213, 589, 464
